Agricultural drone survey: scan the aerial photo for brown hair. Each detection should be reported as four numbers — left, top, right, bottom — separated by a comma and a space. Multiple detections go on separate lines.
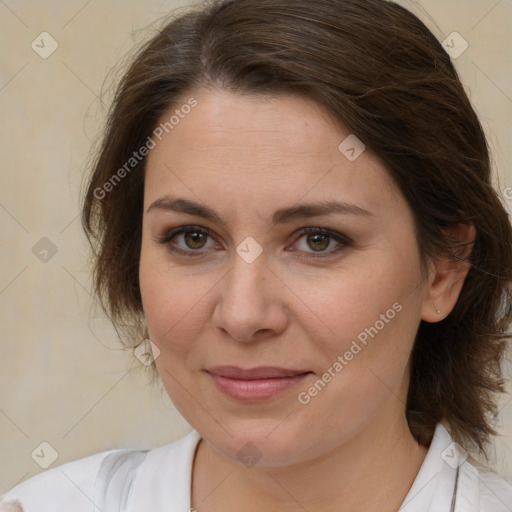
82, 0, 512, 455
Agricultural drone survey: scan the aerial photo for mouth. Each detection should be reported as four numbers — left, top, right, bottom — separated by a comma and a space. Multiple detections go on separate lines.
206, 366, 313, 402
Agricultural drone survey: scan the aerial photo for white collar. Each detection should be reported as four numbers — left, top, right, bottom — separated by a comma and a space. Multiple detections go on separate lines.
127, 428, 201, 511
399, 422, 480, 511
121, 423, 486, 511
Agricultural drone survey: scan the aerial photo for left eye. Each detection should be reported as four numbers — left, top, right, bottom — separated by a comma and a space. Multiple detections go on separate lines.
289, 228, 350, 258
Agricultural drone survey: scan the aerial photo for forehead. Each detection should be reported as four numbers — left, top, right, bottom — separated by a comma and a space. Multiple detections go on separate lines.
143, 88, 400, 218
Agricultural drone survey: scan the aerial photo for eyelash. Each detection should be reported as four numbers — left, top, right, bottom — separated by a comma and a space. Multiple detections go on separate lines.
157, 225, 352, 259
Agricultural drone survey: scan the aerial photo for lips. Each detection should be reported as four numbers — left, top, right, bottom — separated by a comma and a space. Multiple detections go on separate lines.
206, 366, 312, 401
207, 366, 310, 379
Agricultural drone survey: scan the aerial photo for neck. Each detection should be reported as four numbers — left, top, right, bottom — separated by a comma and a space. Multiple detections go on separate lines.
191, 414, 429, 512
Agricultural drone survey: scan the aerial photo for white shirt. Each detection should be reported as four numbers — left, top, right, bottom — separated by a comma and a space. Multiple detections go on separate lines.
1, 423, 511, 511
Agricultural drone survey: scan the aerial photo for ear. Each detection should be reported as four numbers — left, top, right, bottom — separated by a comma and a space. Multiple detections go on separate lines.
421, 223, 476, 322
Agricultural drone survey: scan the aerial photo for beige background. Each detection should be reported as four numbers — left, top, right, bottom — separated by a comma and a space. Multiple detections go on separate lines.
1, 0, 511, 493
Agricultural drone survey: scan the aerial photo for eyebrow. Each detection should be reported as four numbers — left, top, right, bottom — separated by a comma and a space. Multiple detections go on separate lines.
147, 197, 373, 226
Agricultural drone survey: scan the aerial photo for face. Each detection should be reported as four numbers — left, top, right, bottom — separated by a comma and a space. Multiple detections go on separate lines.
139, 88, 432, 467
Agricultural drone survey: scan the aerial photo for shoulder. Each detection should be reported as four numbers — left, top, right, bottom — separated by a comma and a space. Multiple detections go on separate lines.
0, 430, 201, 512
466, 457, 512, 512
0, 448, 140, 512
402, 423, 511, 512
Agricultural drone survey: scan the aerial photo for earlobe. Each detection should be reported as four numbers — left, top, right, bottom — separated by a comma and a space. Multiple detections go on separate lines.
421, 223, 476, 323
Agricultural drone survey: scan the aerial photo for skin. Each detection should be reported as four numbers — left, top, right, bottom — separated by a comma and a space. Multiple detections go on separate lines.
139, 88, 474, 512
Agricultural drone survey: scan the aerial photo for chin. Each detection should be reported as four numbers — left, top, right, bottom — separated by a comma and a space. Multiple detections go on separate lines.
197, 417, 318, 468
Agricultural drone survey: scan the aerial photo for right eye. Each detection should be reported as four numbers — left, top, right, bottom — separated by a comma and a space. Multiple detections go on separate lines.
158, 225, 220, 256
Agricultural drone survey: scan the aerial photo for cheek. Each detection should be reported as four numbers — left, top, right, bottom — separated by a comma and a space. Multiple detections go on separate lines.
139, 258, 212, 412
291, 271, 423, 453
139, 241, 218, 361
302, 244, 426, 401
306, 252, 423, 348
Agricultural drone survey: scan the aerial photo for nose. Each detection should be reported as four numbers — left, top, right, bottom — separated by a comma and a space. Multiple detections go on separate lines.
211, 249, 289, 343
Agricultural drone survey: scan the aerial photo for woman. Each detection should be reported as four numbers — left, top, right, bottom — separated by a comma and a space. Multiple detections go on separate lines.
2, 0, 511, 510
